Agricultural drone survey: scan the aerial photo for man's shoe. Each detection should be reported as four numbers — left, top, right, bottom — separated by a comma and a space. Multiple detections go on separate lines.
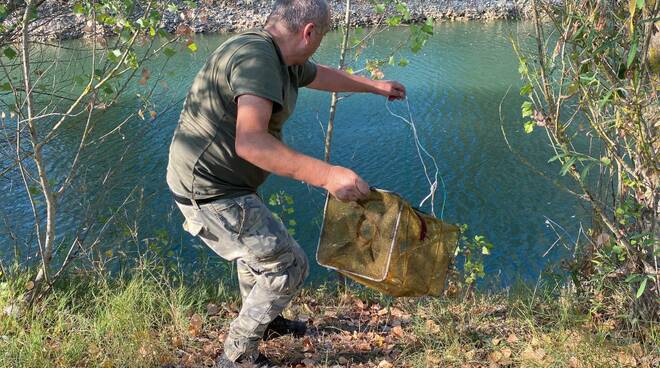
215, 353, 278, 368
263, 315, 307, 341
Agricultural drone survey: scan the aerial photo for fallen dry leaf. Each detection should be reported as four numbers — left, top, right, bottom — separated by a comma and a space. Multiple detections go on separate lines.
506, 334, 519, 344
391, 326, 405, 338
499, 356, 513, 366
568, 356, 579, 368
501, 348, 512, 358
425, 319, 440, 333
356, 341, 372, 351
530, 336, 540, 347
617, 351, 637, 367
492, 337, 501, 346
138, 344, 150, 358
188, 313, 203, 337
521, 346, 546, 363
202, 343, 215, 356
489, 351, 503, 363
378, 360, 394, 368
302, 336, 315, 353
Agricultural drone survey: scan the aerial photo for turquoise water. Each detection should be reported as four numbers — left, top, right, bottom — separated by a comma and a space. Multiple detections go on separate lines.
0, 21, 586, 286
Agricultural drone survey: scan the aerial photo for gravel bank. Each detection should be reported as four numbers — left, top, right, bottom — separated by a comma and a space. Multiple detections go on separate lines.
10, 0, 528, 41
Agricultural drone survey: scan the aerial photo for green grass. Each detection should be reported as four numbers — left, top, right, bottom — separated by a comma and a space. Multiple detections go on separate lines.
0, 269, 657, 367
0, 268, 236, 368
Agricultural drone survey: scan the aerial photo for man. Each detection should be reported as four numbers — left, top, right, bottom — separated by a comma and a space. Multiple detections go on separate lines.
166, 0, 406, 366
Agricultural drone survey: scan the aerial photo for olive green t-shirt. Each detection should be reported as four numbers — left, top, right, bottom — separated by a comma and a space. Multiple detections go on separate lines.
166, 30, 318, 199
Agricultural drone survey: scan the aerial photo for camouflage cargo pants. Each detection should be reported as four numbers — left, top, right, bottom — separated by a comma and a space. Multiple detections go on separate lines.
176, 193, 309, 362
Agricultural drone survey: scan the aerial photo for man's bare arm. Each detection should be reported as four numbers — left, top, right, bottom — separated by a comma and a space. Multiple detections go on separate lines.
235, 94, 369, 202
307, 64, 406, 100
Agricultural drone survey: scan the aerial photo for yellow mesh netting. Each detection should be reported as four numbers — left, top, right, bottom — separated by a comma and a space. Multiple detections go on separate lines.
317, 189, 458, 297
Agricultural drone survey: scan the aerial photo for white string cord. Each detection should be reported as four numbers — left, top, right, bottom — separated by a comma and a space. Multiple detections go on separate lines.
385, 97, 447, 219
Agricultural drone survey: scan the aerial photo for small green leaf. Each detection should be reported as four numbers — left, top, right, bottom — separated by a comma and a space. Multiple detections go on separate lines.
625, 274, 640, 282
388, 55, 395, 65
519, 83, 532, 96
108, 48, 122, 63
103, 84, 114, 95
3, 47, 17, 60
0, 82, 10, 91
600, 157, 612, 166
345, 67, 354, 74
386, 16, 402, 27
627, 41, 638, 68
559, 157, 576, 176
164, 47, 176, 57
395, 3, 411, 20
599, 89, 614, 109
149, 26, 156, 37
374, 3, 385, 14
398, 57, 409, 67
187, 42, 198, 53
73, 3, 84, 15
636, 0, 645, 9
636, 278, 647, 298
548, 153, 568, 163
421, 21, 434, 35
167, 3, 178, 13
521, 101, 533, 117
524, 121, 535, 134
481, 246, 490, 255
288, 219, 297, 226
518, 57, 528, 76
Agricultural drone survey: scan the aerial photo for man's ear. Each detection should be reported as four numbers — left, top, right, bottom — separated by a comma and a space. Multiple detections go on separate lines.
302, 23, 315, 43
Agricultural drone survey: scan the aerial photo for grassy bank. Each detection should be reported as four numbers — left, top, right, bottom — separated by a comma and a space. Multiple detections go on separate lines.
0, 269, 657, 367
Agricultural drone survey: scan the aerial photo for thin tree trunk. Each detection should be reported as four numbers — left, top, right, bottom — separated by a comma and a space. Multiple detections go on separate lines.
324, 0, 351, 162
20, 0, 57, 302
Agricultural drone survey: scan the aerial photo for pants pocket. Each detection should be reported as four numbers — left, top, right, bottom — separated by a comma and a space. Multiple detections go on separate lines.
234, 195, 293, 261
207, 199, 245, 238
255, 253, 305, 296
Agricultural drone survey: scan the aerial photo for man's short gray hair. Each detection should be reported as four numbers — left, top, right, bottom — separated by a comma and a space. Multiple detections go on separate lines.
266, 0, 331, 33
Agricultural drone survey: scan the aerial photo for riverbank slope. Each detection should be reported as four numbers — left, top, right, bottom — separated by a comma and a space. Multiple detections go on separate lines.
0, 270, 657, 367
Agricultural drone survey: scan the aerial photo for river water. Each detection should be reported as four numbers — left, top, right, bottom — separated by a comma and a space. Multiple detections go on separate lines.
0, 21, 587, 286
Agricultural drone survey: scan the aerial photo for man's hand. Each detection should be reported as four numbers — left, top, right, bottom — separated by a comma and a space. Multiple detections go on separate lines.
373, 80, 406, 101
308, 65, 406, 101
323, 166, 370, 202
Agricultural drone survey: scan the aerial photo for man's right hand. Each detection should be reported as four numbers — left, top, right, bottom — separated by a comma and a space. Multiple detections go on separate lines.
323, 166, 370, 202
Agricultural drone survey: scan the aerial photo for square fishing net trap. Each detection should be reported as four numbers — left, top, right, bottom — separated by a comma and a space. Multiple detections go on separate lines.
316, 189, 459, 297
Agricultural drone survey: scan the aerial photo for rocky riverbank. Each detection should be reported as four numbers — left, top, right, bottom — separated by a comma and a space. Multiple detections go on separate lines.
15, 0, 528, 41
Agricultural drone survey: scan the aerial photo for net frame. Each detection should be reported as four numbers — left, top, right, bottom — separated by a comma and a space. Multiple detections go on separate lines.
316, 188, 410, 282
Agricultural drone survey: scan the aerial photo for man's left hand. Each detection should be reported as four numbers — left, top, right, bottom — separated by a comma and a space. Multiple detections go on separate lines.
373, 80, 406, 101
